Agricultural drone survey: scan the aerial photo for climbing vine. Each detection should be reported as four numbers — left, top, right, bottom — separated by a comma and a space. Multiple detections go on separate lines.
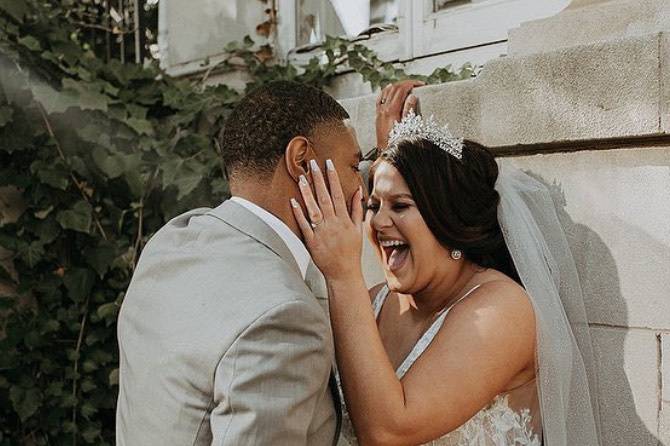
0, 1, 474, 444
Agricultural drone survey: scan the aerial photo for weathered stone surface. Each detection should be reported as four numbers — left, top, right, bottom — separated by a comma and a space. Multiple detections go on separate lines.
340, 79, 481, 151
663, 333, 670, 403
662, 32, 670, 134
500, 147, 670, 330
339, 93, 378, 151
340, 33, 665, 148
508, 0, 670, 57
590, 326, 660, 445
361, 237, 385, 288
661, 333, 670, 444
478, 33, 662, 146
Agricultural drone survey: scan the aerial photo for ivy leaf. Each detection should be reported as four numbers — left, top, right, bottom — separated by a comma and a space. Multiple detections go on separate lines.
0, 263, 15, 284
31, 83, 80, 114
92, 146, 124, 179
81, 425, 101, 442
80, 401, 97, 419
18, 35, 40, 51
31, 160, 70, 190
56, 201, 92, 233
161, 159, 205, 200
125, 117, 154, 136
9, 386, 42, 422
0, 0, 30, 23
92, 146, 141, 180
83, 242, 117, 277
18, 241, 44, 268
34, 205, 54, 220
33, 217, 61, 244
61, 79, 109, 112
108, 368, 119, 386
31, 79, 110, 114
0, 105, 13, 127
63, 267, 95, 303
96, 302, 118, 320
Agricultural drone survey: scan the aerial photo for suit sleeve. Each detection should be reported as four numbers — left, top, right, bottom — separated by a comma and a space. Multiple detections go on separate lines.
210, 299, 334, 445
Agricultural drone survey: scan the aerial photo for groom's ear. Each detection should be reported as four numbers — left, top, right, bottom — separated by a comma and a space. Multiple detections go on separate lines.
284, 136, 317, 182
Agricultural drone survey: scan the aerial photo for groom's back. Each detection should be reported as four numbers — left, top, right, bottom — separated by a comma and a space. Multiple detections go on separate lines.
116, 204, 336, 445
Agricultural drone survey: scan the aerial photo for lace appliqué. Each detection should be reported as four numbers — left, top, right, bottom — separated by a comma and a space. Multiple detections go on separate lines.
450, 395, 541, 446
340, 394, 541, 446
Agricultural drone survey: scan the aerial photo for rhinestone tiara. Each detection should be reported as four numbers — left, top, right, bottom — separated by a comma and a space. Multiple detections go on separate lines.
387, 110, 463, 160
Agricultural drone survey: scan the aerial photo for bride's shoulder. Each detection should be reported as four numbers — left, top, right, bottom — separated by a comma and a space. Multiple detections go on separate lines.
451, 277, 535, 330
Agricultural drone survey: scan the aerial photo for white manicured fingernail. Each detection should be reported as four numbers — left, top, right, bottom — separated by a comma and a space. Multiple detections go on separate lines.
310, 159, 320, 171
290, 198, 299, 208
299, 175, 308, 186
326, 159, 335, 171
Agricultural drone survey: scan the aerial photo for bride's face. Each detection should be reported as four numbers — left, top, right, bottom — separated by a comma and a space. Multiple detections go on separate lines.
366, 161, 451, 294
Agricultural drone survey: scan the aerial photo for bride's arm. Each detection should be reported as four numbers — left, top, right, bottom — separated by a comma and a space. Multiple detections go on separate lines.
292, 161, 536, 446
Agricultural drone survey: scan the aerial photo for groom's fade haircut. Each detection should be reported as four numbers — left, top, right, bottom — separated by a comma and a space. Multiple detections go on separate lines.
220, 80, 350, 180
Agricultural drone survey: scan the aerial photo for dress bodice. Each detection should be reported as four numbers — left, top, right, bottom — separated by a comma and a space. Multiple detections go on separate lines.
337, 285, 542, 446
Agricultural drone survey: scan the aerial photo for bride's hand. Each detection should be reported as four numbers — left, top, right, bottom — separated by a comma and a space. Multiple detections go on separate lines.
291, 159, 364, 281
376, 80, 424, 150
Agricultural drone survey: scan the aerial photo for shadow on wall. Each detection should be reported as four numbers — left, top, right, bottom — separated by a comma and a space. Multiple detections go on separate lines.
533, 175, 660, 446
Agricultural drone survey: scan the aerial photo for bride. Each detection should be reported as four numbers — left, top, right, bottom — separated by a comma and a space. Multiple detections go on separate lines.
290, 83, 601, 445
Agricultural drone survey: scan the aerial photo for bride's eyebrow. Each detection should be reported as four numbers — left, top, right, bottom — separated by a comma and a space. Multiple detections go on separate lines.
389, 193, 413, 200
368, 192, 413, 202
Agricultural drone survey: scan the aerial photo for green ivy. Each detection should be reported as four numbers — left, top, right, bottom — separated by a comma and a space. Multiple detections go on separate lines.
0, 1, 474, 444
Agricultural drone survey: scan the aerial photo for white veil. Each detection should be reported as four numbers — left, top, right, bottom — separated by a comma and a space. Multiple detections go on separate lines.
495, 164, 602, 446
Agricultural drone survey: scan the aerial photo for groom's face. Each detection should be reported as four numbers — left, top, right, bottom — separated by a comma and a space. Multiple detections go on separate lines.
311, 121, 365, 211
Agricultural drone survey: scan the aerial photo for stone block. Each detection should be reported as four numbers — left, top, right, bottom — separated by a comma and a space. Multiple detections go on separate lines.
500, 147, 670, 330
661, 403, 670, 446
413, 81, 482, 145
663, 333, 670, 403
508, 0, 670, 57
590, 326, 659, 445
339, 32, 665, 148
340, 79, 481, 152
325, 72, 374, 101
478, 33, 662, 146
662, 32, 670, 134
662, 333, 670, 444
340, 94, 377, 151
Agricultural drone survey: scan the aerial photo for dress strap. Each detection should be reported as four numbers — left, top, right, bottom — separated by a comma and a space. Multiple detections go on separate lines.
395, 284, 483, 379
372, 284, 390, 319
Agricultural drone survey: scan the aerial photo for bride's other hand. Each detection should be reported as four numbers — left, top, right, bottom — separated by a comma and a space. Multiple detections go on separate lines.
291, 159, 365, 281
376, 80, 425, 150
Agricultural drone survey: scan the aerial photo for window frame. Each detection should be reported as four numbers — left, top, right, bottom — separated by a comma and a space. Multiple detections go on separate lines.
277, 0, 570, 64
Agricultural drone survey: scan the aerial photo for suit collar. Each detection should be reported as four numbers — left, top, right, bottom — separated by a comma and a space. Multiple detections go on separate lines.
207, 200, 302, 277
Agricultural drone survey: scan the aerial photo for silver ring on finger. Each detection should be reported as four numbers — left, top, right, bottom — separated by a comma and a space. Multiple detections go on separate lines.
380, 97, 387, 104
310, 219, 324, 229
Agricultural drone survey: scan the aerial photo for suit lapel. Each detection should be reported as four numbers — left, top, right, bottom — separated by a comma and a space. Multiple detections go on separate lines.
210, 200, 342, 442
305, 261, 342, 443
207, 200, 302, 277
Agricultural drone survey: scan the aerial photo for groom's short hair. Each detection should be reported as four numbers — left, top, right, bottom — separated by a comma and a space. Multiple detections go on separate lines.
220, 80, 349, 180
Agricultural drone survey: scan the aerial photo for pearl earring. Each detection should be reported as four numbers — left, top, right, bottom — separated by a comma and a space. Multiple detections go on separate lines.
450, 249, 462, 260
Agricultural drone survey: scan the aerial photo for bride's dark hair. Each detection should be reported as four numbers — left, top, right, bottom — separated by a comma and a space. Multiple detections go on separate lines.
374, 137, 521, 284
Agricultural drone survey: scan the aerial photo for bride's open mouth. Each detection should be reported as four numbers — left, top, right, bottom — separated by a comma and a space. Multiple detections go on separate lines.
379, 238, 410, 272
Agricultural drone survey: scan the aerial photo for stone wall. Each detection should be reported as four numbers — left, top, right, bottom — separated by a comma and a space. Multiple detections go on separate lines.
342, 2, 670, 443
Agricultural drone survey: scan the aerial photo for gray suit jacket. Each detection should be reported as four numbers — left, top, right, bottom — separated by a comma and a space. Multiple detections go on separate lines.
116, 200, 340, 445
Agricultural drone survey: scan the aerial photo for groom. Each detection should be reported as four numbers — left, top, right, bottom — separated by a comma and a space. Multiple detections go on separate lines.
115, 81, 365, 445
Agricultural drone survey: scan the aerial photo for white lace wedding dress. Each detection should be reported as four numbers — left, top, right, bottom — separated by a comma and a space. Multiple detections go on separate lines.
337, 285, 543, 446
